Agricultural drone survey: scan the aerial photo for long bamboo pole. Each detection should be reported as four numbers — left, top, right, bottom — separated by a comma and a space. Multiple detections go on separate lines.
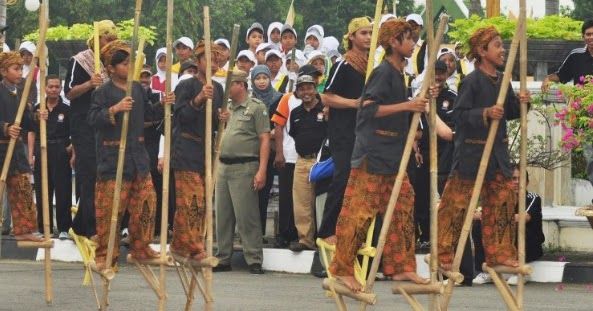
94, 22, 101, 75
358, 15, 449, 311
0, 9, 49, 253
440, 18, 525, 310
203, 6, 214, 311
516, 0, 528, 308
211, 24, 240, 186
365, 0, 383, 81
425, 1, 441, 310
101, 1, 143, 310
38, 0, 53, 304
158, 1, 174, 311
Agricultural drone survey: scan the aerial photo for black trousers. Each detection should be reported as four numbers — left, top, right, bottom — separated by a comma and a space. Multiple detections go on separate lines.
276, 162, 297, 242
258, 150, 276, 236
34, 142, 72, 233
70, 114, 97, 238
317, 145, 353, 238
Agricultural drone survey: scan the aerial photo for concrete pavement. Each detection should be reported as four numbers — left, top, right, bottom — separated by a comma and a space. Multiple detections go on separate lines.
0, 260, 592, 311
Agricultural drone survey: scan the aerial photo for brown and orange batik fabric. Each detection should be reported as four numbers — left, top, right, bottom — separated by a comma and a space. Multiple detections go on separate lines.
8, 173, 38, 235
95, 174, 157, 267
329, 161, 416, 278
170, 171, 206, 258
438, 170, 517, 266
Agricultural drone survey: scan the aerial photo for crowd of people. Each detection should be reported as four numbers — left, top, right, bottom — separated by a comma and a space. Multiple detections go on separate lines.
6, 12, 593, 287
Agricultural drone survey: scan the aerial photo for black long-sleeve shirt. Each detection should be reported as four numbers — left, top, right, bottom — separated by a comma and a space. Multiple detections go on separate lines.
87, 81, 163, 180
0, 84, 36, 176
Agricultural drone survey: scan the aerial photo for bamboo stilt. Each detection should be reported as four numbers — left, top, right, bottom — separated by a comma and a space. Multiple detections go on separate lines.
516, 0, 529, 309
16, 239, 54, 248
157, 0, 174, 310
357, 16, 449, 311
203, 7, 215, 311
38, 1, 53, 304
322, 279, 377, 305
399, 290, 424, 311
101, 1, 144, 310
440, 18, 526, 311
392, 283, 443, 295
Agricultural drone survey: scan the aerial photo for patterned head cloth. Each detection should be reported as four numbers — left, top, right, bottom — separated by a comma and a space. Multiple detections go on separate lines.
0, 51, 24, 70
194, 41, 223, 58
343, 17, 372, 51
87, 20, 118, 47
468, 26, 500, 60
100, 40, 131, 67
378, 18, 412, 51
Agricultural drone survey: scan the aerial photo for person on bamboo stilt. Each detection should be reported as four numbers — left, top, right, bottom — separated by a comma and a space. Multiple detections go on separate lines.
329, 19, 433, 292
0, 51, 48, 242
87, 40, 174, 270
436, 26, 531, 272
169, 41, 224, 262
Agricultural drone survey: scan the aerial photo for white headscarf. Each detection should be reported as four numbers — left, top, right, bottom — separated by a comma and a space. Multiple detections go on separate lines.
154, 47, 167, 83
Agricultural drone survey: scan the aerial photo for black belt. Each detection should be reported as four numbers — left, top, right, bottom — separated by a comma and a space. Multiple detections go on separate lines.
299, 153, 317, 159
219, 157, 259, 165
47, 138, 67, 144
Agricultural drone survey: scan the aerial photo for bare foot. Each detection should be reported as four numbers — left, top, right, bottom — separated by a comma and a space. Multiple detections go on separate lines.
15, 233, 44, 242
500, 259, 519, 268
334, 275, 363, 292
439, 262, 453, 271
192, 252, 208, 262
323, 236, 337, 245
392, 272, 430, 284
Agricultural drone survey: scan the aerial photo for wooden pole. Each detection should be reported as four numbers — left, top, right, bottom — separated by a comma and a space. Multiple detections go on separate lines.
101, 1, 143, 310
366, 0, 383, 81
38, 0, 53, 304
287, 47, 296, 91
424, 0, 441, 309
158, 1, 174, 311
440, 18, 525, 310
358, 16, 449, 311
517, 0, 528, 308
94, 22, 101, 75
211, 24, 239, 187
203, 6, 214, 311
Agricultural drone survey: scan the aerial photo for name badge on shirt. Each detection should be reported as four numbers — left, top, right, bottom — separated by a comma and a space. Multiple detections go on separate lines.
317, 112, 324, 121
58, 114, 65, 122
442, 101, 449, 110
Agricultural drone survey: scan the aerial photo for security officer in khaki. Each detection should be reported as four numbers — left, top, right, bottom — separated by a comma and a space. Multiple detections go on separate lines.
214, 69, 270, 275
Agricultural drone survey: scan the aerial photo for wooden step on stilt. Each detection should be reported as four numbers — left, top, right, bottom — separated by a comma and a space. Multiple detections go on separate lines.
126, 254, 174, 266
317, 238, 376, 257
392, 282, 443, 295
16, 239, 54, 249
424, 254, 465, 284
87, 260, 115, 280
482, 263, 532, 275
188, 256, 219, 268
321, 278, 377, 305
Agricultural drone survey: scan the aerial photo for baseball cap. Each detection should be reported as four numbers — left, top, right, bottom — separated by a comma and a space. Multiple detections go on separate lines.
406, 14, 424, 26
246, 22, 265, 41
174, 37, 194, 50
236, 50, 256, 63
307, 50, 326, 63
214, 38, 230, 50
264, 49, 283, 61
327, 49, 341, 60
298, 64, 318, 76
296, 74, 316, 87
437, 47, 457, 60
179, 60, 198, 74
286, 49, 306, 67
281, 24, 298, 39
256, 42, 273, 54
19, 41, 36, 54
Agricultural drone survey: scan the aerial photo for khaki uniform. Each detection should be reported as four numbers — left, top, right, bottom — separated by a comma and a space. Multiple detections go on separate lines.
215, 96, 270, 266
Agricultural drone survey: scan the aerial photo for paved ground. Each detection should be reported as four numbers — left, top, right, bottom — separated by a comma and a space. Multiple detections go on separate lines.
1, 260, 592, 311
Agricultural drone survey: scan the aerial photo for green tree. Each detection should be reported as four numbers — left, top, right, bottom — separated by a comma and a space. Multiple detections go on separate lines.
570, 0, 593, 22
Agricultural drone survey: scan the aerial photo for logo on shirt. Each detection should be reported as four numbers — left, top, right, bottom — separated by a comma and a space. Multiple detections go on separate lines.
442, 101, 449, 110
317, 112, 324, 121
58, 113, 65, 122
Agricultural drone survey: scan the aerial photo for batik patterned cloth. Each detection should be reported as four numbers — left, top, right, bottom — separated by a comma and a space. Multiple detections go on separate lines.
329, 161, 416, 277
437, 170, 517, 266
8, 173, 38, 235
170, 170, 206, 257
94, 174, 157, 267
